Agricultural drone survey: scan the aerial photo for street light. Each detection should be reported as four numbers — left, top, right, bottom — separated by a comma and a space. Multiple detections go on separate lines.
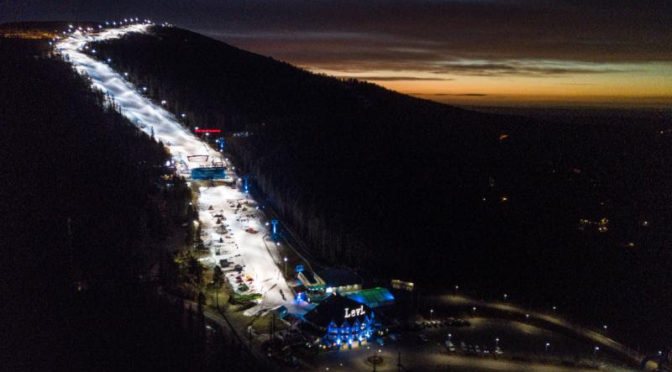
602, 324, 608, 331
430, 309, 434, 320
503, 293, 508, 300
495, 338, 500, 348
283, 257, 288, 278
545, 342, 550, 352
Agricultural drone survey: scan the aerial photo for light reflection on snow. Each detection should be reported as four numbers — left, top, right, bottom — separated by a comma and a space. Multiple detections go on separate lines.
56, 25, 305, 316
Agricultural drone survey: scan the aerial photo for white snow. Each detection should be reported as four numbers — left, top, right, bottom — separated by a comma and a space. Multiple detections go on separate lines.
56, 24, 306, 316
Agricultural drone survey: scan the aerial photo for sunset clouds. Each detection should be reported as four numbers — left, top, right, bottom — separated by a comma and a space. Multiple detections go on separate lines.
4, 0, 671, 106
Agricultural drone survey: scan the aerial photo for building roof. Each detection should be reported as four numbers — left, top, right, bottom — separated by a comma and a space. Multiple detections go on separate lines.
317, 267, 362, 287
302, 270, 317, 284
304, 294, 373, 328
344, 287, 395, 308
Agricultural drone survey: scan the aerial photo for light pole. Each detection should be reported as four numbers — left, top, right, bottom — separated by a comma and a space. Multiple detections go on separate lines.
545, 342, 550, 353
503, 293, 508, 301
594, 346, 599, 357
283, 257, 288, 278
430, 309, 434, 321
495, 338, 500, 349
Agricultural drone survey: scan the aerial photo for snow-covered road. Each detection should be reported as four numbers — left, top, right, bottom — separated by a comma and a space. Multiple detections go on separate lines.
56, 24, 301, 316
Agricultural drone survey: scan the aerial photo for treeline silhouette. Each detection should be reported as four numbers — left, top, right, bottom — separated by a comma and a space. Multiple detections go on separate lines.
0, 38, 261, 371
87, 26, 672, 350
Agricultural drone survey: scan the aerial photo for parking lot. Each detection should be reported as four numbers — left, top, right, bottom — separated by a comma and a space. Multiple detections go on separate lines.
311, 315, 639, 372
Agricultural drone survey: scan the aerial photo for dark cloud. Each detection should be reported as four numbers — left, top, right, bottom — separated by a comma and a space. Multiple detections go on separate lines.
442, 93, 488, 97
186, 0, 672, 65
341, 76, 453, 81
434, 62, 630, 77
2, 0, 671, 76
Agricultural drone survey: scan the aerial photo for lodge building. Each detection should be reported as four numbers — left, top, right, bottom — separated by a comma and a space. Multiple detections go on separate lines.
303, 295, 377, 347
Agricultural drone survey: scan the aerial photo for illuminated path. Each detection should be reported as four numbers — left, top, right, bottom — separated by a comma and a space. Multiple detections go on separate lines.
435, 294, 643, 365
55, 24, 299, 316
55, 24, 218, 168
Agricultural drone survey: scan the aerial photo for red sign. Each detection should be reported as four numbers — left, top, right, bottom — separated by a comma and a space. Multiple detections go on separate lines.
195, 129, 221, 133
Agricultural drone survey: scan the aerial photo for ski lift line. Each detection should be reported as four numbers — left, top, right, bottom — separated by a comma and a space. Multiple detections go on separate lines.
55, 25, 223, 167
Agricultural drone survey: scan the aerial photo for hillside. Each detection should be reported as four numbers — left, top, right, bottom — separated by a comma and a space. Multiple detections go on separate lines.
0, 36, 227, 371
74, 25, 672, 348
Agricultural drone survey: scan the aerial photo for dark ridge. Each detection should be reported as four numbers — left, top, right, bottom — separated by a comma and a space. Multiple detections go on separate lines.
0, 37, 250, 372
78, 25, 672, 350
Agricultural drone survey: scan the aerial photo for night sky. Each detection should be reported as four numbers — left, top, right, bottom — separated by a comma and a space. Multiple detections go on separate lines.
3, 0, 671, 107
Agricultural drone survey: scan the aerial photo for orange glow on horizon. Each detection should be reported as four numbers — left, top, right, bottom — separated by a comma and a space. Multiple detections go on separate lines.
309, 65, 672, 108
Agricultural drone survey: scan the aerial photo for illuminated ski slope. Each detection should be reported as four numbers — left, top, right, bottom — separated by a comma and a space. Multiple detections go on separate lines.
55, 24, 219, 170
55, 24, 300, 316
